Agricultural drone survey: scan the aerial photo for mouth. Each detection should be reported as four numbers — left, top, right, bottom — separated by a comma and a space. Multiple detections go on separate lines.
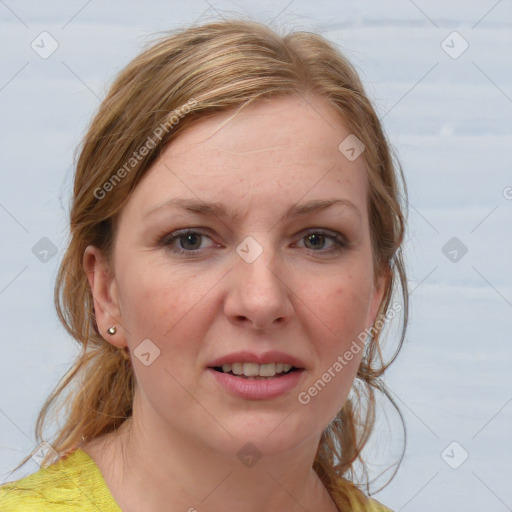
210, 362, 301, 380
207, 352, 306, 399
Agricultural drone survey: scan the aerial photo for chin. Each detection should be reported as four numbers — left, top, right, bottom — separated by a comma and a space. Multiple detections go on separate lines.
210, 412, 321, 460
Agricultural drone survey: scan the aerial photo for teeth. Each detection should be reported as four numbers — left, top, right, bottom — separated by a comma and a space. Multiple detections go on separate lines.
243, 362, 260, 377
220, 362, 295, 377
259, 363, 276, 377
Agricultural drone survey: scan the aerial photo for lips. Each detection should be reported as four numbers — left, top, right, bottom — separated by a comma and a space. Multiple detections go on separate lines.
207, 366, 305, 400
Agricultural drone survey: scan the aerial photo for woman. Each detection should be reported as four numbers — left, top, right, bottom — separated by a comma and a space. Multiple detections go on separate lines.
1, 18, 407, 512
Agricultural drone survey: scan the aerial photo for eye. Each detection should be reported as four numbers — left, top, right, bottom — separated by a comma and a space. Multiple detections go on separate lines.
296, 230, 347, 254
161, 229, 216, 257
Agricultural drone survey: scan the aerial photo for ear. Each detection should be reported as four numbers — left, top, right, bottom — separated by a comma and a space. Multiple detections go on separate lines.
366, 265, 390, 329
83, 245, 127, 349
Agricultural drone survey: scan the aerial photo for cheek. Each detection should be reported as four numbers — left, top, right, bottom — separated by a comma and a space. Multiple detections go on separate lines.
300, 275, 372, 420
117, 260, 216, 346
307, 270, 373, 347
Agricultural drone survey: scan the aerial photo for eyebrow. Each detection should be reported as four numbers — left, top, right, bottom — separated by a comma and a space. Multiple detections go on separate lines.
143, 197, 361, 220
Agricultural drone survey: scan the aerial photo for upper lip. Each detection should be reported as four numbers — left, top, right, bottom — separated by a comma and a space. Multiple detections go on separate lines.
207, 350, 306, 369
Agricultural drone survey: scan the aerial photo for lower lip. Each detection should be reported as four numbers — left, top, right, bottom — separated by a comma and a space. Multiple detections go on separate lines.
207, 368, 305, 400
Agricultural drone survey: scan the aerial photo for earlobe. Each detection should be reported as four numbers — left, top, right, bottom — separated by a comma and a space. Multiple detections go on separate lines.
83, 245, 127, 348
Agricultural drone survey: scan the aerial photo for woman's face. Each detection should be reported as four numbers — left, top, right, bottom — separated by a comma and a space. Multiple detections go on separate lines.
89, 94, 386, 459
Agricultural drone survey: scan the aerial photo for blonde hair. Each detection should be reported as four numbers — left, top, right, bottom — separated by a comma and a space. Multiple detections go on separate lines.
13, 17, 408, 509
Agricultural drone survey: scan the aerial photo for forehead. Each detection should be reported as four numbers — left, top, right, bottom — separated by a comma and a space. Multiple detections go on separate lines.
127, 95, 369, 221
166, 95, 355, 164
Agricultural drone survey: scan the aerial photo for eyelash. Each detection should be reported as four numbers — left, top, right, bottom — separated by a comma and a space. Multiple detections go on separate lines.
160, 228, 347, 258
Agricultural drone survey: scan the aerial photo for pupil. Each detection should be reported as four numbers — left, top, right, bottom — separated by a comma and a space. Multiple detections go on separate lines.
305, 233, 324, 249
181, 233, 201, 250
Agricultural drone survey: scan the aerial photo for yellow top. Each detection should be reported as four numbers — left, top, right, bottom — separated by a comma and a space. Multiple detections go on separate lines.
0, 449, 121, 512
0, 449, 392, 511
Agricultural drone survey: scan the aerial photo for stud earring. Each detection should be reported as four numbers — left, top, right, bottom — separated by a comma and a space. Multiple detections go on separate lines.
107, 326, 117, 335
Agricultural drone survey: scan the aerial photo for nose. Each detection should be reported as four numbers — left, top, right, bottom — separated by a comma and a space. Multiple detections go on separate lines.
223, 241, 294, 331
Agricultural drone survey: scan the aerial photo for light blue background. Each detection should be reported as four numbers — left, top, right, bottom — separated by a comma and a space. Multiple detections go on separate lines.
1, 1, 511, 510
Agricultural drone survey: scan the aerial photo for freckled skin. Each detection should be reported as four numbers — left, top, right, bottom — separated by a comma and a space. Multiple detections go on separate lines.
84, 94, 387, 512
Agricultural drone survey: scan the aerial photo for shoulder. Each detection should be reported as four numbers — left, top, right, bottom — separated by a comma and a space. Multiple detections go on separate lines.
365, 497, 394, 512
0, 449, 121, 512
348, 493, 394, 512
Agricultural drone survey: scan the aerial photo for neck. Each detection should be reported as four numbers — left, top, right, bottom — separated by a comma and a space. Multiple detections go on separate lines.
83, 396, 339, 512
